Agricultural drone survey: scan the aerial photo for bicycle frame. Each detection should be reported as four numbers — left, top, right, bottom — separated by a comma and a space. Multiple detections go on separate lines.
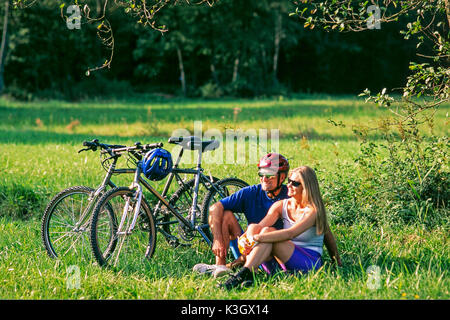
119, 147, 216, 246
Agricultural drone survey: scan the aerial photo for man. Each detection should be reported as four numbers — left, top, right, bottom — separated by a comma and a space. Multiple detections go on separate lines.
193, 153, 341, 277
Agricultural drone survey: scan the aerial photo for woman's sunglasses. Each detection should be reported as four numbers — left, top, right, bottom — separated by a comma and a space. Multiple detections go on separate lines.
287, 178, 302, 187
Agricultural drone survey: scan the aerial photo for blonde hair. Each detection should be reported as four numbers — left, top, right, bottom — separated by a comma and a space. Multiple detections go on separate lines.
289, 166, 328, 235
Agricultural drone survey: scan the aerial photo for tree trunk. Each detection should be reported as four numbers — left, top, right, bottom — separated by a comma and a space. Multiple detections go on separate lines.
260, 44, 267, 75
272, 11, 282, 86
210, 61, 219, 85
176, 45, 186, 96
232, 52, 240, 83
0, 0, 9, 94
445, 0, 450, 30
96, 0, 102, 16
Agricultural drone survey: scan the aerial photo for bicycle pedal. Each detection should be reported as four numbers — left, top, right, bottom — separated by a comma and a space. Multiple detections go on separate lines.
167, 239, 191, 248
168, 239, 180, 248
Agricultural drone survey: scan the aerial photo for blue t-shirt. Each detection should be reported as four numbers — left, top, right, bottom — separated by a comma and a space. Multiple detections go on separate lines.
220, 184, 289, 230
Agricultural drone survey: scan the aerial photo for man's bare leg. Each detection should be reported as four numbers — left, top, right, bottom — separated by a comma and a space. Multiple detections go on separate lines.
216, 210, 243, 265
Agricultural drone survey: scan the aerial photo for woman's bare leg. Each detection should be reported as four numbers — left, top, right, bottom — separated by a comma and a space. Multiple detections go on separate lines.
272, 240, 296, 264
244, 242, 273, 272
243, 227, 276, 272
244, 239, 296, 272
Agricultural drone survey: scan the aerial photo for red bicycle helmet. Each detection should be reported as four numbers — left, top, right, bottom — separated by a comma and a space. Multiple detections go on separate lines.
257, 153, 290, 175
258, 153, 290, 197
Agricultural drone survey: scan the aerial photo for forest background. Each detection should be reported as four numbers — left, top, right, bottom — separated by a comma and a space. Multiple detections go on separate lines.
0, 0, 426, 100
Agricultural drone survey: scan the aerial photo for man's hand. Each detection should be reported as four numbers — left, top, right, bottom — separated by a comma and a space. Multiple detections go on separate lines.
209, 202, 227, 260
212, 238, 227, 260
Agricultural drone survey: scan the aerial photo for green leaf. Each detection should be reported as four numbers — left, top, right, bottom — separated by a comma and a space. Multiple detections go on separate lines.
407, 180, 420, 201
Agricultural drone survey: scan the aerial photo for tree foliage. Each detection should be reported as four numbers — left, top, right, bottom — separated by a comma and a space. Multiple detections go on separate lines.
4, 0, 423, 99
294, 0, 449, 109
294, 0, 449, 227
4, 0, 449, 227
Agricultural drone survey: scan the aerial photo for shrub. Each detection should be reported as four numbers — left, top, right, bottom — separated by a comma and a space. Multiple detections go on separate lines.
323, 124, 448, 228
355, 133, 448, 227
199, 82, 223, 98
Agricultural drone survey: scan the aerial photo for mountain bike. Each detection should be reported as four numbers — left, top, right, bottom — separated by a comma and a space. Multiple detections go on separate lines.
89, 136, 249, 269
41, 139, 163, 260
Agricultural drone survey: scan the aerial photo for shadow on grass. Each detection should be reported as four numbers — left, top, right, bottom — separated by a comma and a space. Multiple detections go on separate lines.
0, 101, 384, 127
91, 240, 216, 279
0, 129, 164, 145
0, 127, 381, 145
0, 183, 47, 220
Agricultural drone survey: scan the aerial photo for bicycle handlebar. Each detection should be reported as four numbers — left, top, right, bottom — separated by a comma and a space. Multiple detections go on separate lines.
107, 142, 164, 155
78, 139, 163, 155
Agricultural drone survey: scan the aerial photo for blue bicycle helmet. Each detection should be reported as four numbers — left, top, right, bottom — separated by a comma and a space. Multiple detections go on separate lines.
141, 148, 173, 181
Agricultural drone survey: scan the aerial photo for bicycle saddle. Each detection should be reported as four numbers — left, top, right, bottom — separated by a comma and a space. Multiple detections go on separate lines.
168, 136, 220, 152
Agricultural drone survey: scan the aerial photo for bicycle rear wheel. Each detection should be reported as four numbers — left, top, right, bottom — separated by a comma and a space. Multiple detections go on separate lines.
158, 176, 219, 246
41, 186, 96, 260
90, 187, 157, 270
200, 178, 249, 242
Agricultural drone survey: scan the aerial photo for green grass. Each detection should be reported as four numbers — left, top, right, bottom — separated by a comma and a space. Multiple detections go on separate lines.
0, 218, 447, 299
0, 95, 448, 299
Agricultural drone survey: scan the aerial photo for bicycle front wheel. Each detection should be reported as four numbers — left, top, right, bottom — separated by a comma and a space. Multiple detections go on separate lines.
90, 187, 157, 270
200, 178, 249, 242
41, 186, 96, 260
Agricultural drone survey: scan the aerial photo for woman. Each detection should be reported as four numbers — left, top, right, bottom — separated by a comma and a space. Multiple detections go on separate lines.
220, 166, 331, 290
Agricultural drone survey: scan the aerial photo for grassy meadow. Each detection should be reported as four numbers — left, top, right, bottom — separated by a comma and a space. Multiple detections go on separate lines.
0, 95, 448, 300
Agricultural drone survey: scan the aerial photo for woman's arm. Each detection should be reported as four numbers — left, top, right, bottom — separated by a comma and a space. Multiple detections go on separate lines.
254, 208, 317, 243
246, 200, 284, 239
323, 224, 342, 266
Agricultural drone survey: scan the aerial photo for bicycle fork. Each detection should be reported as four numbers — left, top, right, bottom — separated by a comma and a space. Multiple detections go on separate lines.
118, 169, 143, 236
74, 158, 119, 232
110, 171, 144, 266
